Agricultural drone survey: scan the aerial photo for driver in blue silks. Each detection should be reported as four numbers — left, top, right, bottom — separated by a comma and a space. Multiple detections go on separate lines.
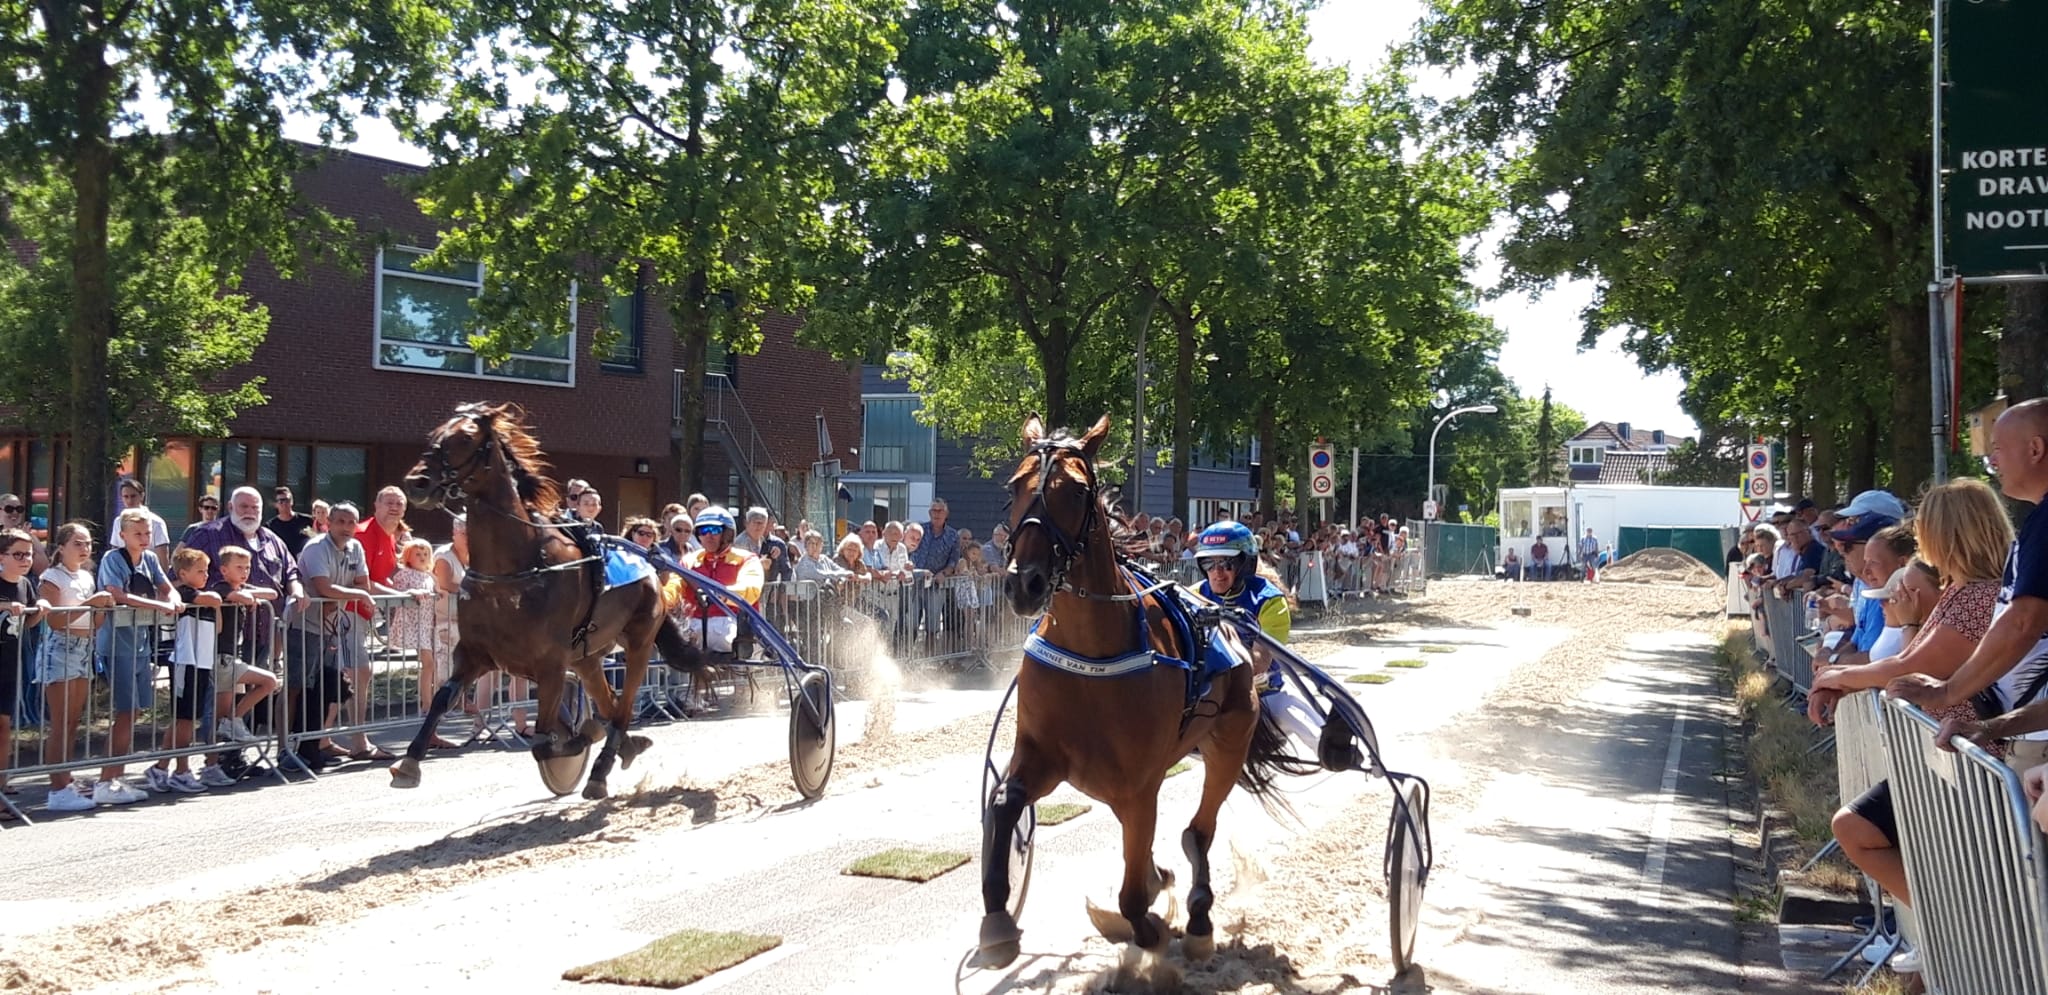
1194, 521, 1363, 772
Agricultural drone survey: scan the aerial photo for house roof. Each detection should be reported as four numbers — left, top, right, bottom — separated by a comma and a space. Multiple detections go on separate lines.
1567, 420, 1693, 451
1567, 450, 1676, 483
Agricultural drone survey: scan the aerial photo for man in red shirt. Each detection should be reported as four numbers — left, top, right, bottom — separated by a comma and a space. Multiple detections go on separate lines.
356, 486, 408, 622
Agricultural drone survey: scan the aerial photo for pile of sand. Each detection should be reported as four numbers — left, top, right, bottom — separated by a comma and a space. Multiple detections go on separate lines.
1599, 547, 1721, 588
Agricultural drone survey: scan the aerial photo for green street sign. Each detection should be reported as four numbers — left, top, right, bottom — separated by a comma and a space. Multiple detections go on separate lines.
1947, 0, 2048, 276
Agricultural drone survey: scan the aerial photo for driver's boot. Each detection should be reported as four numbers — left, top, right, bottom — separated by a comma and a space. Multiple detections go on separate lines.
1317, 721, 1365, 772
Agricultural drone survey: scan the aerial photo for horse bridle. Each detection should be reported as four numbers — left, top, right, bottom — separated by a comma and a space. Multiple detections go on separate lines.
416, 419, 496, 510
1005, 438, 1158, 603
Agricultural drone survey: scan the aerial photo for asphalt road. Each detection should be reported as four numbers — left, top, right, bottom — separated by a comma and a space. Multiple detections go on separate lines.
7, 613, 1795, 995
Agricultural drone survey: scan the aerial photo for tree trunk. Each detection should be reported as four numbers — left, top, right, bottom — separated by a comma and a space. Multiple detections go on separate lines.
1785, 415, 1808, 501
65, 18, 116, 534
1846, 403, 1880, 495
1172, 310, 1195, 522
1041, 321, 1071, 430
1808, 416, 1838, 508
2001, 282, 2048, 403
1888, 302, 1933, 493
1256, 401, 1277, 521
673, 270, 709, 497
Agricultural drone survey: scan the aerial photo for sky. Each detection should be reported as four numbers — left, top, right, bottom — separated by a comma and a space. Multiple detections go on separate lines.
264, 3, 1698, 440
1303, 3, 1700, 438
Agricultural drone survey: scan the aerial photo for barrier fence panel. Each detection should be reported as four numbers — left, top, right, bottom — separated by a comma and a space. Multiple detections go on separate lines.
1880, 696, 2048, 995
1759, 591, 1812, 693
278, 593, 447, 775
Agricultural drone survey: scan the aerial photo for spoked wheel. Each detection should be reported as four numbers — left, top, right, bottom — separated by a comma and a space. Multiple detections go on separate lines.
788, 669, 836, 799
537, 674, 596, 797
1386, 779, 1431, 973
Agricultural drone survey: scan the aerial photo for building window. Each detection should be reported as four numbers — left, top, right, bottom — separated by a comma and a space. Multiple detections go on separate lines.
374, 247, 574, 386
1569, 446, 1604, 465
860, 397, 935, 476
602, 289, 644, 373
843, 480, 910, 525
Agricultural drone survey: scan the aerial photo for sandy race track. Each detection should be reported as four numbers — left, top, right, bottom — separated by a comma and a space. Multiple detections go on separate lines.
0, 576, 1747, 995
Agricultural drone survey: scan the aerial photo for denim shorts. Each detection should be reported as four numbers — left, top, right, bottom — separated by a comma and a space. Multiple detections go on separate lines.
35, 629, 95, 685
99, 624, 157, 712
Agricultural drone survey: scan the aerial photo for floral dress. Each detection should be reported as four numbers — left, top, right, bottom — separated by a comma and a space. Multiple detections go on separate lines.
387, 565, 436, 651
1912, 579, 2005, 760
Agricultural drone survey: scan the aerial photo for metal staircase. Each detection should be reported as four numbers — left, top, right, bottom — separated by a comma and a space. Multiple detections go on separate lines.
673, 369, 781, 520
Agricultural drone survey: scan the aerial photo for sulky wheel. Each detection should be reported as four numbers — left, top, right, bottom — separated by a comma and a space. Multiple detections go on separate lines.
984, 792, 1036, 921
1385, 779, 1431, 973
788, 669, 836, 800
537, 675, 596, 797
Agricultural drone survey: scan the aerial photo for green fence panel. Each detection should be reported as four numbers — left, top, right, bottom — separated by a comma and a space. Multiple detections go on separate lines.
1615, 526, 1728, 571
1426, 522, 1499, 576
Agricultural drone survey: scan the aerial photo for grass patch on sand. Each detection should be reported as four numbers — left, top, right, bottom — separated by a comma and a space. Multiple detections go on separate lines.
842, 847, 971, 882
1037, 802, 1092, 825
1346, 673, 1394, 685
563, 930, 781, 988
1385, 659, 1428, 669
1166, 760, 1194, 777
1420, 645, 1456, 654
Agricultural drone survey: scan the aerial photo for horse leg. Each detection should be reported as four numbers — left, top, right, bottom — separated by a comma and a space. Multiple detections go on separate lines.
1107, 793, 1180, 990
976, 749, 1055, 969
391, 644, 492, 789
569, 654, 626, 800
614, 644, 653, 770
1181, 706, 1255, 962
530, 672, 571, 761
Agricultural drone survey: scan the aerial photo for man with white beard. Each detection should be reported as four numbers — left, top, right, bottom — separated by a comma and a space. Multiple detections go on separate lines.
180, 486, 305, 777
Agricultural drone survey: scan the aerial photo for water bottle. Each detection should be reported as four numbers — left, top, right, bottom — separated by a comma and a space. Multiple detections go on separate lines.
1804, 592, 1821, 634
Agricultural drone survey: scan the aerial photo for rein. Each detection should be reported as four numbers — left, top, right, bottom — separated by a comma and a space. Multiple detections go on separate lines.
1005, 439, 1148, 603
420, 416, 596, 587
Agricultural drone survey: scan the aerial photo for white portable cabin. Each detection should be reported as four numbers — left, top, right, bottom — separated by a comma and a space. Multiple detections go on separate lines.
1496, 484, 1742, 565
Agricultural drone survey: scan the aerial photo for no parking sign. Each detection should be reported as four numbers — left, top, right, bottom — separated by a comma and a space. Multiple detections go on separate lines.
1309, 443, 1335, 497
1744, 443, 1773, 505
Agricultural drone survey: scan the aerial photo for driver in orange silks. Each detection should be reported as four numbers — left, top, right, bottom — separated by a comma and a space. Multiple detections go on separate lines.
666, 506, 763, 656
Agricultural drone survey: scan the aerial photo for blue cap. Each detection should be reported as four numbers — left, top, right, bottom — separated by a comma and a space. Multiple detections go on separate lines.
1838, 489, 1909, 522
1829, 513, 1899, 544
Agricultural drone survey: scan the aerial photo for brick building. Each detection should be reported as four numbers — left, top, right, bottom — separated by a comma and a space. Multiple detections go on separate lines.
0, 147, 861, 539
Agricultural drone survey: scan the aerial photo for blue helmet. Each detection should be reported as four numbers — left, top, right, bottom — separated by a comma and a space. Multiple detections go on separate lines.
694, 506, 737, 534
1194, 520, 1256, 560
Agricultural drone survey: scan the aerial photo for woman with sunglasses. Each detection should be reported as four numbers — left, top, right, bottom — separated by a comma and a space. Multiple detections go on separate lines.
1193, 520, 1361, 772
178, 496, 221, 550
0, 496, 46, 573
0, 528, 47, 809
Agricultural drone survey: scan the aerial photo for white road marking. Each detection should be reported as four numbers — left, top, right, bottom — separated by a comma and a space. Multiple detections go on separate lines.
1639, 702, 1687, 900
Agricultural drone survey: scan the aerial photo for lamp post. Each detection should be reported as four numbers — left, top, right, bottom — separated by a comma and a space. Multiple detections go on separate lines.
1427, 404, 1499, 518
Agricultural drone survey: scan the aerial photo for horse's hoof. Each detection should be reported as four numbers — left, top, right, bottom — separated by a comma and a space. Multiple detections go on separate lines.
582, 780, 609, 801
619, 735, 653, 769
388, 758, 421, 789
1183, 931, 1216, 963
1086, 899, 1135, 943
974, 912, 1022, 969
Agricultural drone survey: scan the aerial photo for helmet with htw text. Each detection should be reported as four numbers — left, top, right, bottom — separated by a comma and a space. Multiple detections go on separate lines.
1193, 521, 1256, 560
694, 506, 737, 534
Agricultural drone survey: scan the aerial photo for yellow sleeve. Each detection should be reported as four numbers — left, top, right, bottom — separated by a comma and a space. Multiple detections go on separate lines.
1258, 595, 1290, 643
731, 552, 765, 606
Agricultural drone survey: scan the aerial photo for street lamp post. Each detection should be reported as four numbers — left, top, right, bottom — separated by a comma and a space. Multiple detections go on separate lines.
1427, 404, 1499, 519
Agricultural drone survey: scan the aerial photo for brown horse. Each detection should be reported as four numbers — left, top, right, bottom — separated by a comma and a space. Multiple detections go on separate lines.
978, 414, 1292, 983
391, 402, 703, 799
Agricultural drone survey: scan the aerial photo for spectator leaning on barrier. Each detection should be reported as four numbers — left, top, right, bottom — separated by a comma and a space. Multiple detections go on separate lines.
1815, 478, 2011, 908
117, 476, 171, 562
287, 502, 378, 770
98, 507, 180, 800
1818, 514, 1908, 671
910, 499, 961, 643
1897, 399, 2048, 773
0, 528, 45, 805
38, 522, 117, 811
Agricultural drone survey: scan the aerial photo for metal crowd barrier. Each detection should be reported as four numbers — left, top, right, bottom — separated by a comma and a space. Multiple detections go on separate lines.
275, 593, 445, 777
1881, 696, 2048, 994
1760, 591, 1813, 694
1815, 690, 1900, 981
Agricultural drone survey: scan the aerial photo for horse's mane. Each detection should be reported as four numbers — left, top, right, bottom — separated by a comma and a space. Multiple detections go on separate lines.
458, 402, 562, 515
1096, 486, 1158, 560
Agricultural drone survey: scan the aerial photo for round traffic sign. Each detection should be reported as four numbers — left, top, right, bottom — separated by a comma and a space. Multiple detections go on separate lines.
1749, 450, 1769, 470
1311, 450, 1333, 469
1747, 476, 1770, 498
1311, 475, 1333, 495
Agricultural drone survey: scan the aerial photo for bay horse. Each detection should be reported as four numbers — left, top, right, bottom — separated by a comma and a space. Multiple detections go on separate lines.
391, 401, 703, 799
979, 414, 1293, 983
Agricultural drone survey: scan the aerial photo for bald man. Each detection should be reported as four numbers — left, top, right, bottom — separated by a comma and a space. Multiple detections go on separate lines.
1892, 398, 2048, 769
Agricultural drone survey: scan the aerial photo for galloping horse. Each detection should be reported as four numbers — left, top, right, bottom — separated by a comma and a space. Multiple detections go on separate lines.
392, 402, 703, 799
979, 414, 1294, 980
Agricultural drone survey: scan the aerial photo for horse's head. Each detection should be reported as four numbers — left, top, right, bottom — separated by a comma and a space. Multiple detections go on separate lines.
1002, 413, 1111, 617
407, 402, 562, 512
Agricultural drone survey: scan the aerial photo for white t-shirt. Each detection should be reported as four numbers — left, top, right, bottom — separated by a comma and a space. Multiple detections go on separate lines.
1866, 625, 1906, 662
1772, 543, 1799, 580
39, 563, 98, 635
174, 604, 218, 668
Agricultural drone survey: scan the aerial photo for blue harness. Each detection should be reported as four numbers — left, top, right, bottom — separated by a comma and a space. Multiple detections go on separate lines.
1021, 564, 1243, 710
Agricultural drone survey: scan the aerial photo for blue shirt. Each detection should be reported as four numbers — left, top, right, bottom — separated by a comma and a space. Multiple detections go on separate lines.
910, 521, 960, 574
1851, 593, 1886, 652
1995, 504, 2048, 713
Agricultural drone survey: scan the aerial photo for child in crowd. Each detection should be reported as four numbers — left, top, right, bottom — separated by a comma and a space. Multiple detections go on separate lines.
952, 542, 988, 642
97, 508, 179, 801
211, 545, 279, 754
387, 538, 456, 749
39, 522, 117, 811
151, 548, 220, 793
0, 528, 46, 809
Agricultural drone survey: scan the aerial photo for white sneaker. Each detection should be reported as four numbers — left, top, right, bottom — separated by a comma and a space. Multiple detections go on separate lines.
167, 770, 207, 794
143, 766, 173, 793
217, 718, 262, 743
1892, 945, 1921, 973
45, 784, 93, 813
198, 765, 237, 788
91, 779, 147, 806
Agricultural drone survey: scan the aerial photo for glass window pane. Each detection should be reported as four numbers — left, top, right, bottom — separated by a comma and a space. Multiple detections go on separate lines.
0, 440, 16, 505
255, 443, 280, 489
860, 398, 933, 476
483, 356, 571, 383
223, 442, 249, 493
314, 447, 367, 509
379, 343, 479, 374
517, 331, 570, 361
199, 442, 224, 505
382, 248, 480, 283
28, 438, 51, 532
287, 445, 311, 499
604, 293, 642, 369
147, 442, 194, 533
380, 275, 477, 348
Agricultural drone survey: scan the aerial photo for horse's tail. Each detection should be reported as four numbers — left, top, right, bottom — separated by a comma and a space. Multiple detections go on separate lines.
655, 615, 709, 673
1236, 710, 1315, 821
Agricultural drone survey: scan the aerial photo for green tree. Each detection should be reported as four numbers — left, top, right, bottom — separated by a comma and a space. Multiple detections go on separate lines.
0, 0, 455, 530
1417, 0, 1934, 493
408, 0, 897, 496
